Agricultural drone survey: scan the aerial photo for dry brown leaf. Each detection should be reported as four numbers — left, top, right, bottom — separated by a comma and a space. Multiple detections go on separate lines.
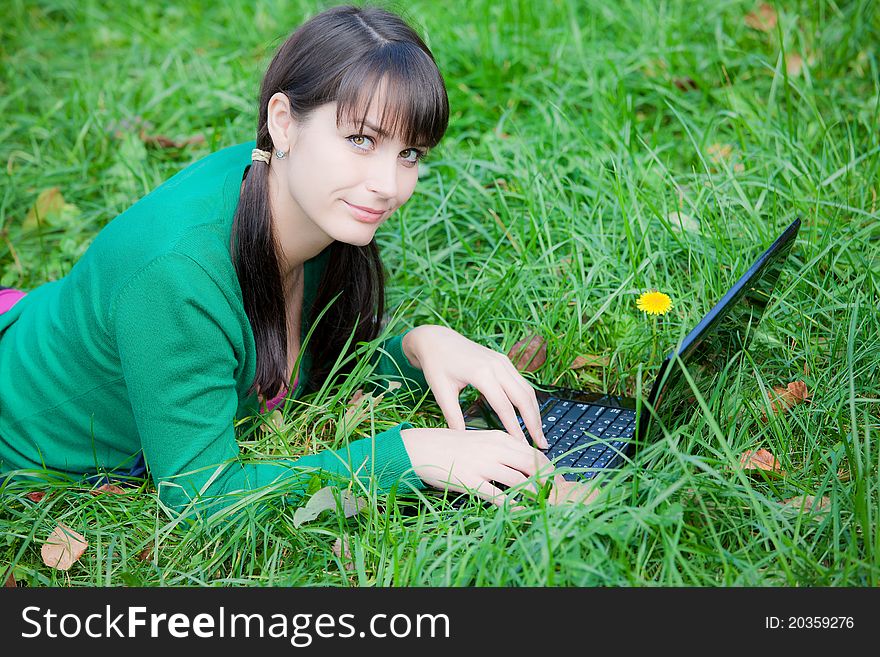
342, 388, 379, 430
745, 3, 777, 32
707, 143, 733, 163
41, 525, 88, 571
673, 77, 698, 92
4, 570, 15, 587
137, 546, 153, 562
26, 491, 46, 503
139, 130, 205, 149
110, 115, 151, 139
786, 52, 804, 76
24, 188, 65, 229
93, 484, 126, 495
484, 178, 508, 190
348, 388, 366, 405
787, 380, 809, 400
781, 495, 831, 514
642, 59, 668, 78
569, 354, 610, 369
508, 334, 547, 372
332, 537, 355, 572
766, 380, 810, 417
738, 448, 786, 477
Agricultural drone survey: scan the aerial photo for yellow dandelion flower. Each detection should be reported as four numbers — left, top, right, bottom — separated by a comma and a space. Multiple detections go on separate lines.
636, 290, 672, 316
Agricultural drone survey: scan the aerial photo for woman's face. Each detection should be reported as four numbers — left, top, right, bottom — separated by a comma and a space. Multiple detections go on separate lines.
278, 97, 427, 248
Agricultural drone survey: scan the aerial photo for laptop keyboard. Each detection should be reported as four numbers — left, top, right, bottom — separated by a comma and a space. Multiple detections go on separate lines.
520, 398, 637, 480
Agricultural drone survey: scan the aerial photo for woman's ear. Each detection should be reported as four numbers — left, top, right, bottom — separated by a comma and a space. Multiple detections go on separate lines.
266, 92, 296, 152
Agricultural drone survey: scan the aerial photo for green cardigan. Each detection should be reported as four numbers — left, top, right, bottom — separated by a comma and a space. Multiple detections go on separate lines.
0, 141, 428, 516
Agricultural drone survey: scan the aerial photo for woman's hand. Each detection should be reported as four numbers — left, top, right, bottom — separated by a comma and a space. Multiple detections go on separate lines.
403, 325, 549, 449
400, 427, 599, 507
400, 427, 554, 506
546, 474, 601, 506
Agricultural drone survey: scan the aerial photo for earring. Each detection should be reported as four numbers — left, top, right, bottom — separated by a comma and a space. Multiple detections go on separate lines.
275, 149, 287, 160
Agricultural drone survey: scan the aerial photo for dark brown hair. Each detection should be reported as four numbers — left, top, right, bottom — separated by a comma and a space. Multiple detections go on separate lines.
231, 4, 449, 402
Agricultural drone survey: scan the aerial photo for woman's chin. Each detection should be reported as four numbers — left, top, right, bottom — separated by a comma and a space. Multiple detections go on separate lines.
334, 227, 378, 247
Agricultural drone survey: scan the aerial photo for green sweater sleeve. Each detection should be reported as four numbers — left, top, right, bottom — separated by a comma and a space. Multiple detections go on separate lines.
369, 329, 430, 397
111, 253, 424, 517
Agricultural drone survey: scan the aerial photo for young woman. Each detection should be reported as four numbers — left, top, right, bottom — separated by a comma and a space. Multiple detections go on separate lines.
0, 5, 595, 516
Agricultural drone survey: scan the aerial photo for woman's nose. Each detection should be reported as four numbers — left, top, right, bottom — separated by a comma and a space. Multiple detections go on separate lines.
365, 152, 399, 198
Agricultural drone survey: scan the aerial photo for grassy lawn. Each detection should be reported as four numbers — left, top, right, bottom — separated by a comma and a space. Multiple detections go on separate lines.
1, 0, 878, 586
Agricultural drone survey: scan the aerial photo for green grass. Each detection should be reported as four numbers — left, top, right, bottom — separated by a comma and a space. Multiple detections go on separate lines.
1, 0, 879, 586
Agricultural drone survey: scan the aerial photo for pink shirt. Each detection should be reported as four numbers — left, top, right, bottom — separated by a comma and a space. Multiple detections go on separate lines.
263, 375, 298, 412
0, 289, 26, 314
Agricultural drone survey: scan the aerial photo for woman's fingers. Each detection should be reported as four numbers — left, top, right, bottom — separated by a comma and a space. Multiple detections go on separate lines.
494, 435, 555, 479
498, 357, 548, 449
549, 475, 601, 505
468, 479, 520, 508
496, 375, 548, 449
430, 379, 468, 432
479, 384, 531, 445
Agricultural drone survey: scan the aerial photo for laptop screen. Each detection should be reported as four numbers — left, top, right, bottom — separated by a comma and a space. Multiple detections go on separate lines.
640, 218, 801, 441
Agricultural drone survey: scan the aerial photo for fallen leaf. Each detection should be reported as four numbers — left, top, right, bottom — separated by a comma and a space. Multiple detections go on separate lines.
569, 354, 610, 369
738, 448, 786, 477
786, 52, 804, 76
4, 570, 15, 587
260, 409, 284, 434
508, 334, 547, 372
138, 130, 205, 149
673, 77, 698, 92
93, 484, 126, 495
666, 210, 701, 234
745, 3, 777, 32
41, 525, 88, 571
348, 388, 366, 405
23, 188, 79, 230
642, 58, 668, 78
385, 381, 401, 393
26, 491, 46, 503
109, 115, 152, 139
293, 486, 366, 528
24, 188, 64, 228
341, 388, 380, 431
484, 178, 508, 190
137, 546, 153, 562
781, 495, 831, 515
332, 537, 355, 572
707, 143, 733, 163
766, 380, 810, 417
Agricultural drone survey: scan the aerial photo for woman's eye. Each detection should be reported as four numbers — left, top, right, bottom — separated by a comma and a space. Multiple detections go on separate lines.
401, 148, 426, 165
348, 135, 374, 150
348, 135, 425, 165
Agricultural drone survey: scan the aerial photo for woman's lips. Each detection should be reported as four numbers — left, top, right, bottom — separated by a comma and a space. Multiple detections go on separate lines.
344, 201, 386, 224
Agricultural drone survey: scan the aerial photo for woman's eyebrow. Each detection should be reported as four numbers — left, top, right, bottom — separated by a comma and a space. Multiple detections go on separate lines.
358, 120, 390, 138
345, 119, 428, 149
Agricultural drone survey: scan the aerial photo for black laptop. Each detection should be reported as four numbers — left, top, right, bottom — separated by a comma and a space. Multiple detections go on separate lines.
462, 218, 801, 482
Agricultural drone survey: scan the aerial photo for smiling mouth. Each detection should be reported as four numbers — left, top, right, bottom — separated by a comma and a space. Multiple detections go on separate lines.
344, 201, 386, 223
346, 201, 386, 214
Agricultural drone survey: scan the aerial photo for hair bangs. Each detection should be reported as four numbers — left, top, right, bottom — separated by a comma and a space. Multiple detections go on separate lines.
335, 41, 448, 150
